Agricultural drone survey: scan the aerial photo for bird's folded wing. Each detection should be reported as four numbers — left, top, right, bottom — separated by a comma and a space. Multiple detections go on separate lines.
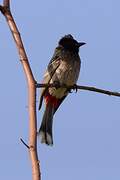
38, 58, 61, 110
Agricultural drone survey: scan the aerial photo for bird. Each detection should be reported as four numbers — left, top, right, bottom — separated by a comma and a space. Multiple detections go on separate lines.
38, 34, 85, 145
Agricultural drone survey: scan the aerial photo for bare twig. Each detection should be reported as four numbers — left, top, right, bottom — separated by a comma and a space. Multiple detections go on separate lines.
36, 83, 120, 97
76, 85, 120, 97
0, 2, 41, 180
20, 138, 30, 149
3, 0, 10, 8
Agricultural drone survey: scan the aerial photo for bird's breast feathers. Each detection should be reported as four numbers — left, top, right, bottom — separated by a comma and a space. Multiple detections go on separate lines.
48, 57, 80, 98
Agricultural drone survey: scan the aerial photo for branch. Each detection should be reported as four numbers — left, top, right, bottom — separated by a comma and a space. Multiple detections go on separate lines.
20, 138, 30, 149
36, 83, 120, 97
3, 0, 10, 8
0, 2, 41, 180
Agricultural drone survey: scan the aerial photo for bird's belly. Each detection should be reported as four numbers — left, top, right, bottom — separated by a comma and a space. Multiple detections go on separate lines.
49, 60, 80, 98
51, 88, 67, 98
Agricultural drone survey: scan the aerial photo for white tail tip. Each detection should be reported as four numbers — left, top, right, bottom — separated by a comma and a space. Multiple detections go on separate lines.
39, 131, 53, 146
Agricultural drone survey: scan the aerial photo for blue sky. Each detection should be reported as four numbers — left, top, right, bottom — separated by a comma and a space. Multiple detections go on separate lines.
0, 0, 120, 179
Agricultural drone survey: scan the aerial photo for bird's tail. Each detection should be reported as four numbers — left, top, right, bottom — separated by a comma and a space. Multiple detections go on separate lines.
38, 102, 54, 145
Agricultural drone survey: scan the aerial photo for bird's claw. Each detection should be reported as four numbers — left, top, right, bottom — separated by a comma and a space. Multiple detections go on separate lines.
68, 89, 72, 93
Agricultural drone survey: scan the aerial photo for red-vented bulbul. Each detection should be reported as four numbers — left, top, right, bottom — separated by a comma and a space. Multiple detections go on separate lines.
38, 34, 85, 145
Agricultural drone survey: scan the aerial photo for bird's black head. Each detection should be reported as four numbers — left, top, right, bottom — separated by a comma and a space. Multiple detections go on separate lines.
59, 34, 85, 54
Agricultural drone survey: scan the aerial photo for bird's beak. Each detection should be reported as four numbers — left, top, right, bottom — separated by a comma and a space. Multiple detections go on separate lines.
78, 42, 86, 47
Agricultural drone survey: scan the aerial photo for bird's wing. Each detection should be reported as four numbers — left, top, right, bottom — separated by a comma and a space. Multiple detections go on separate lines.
39, 48, 62, 110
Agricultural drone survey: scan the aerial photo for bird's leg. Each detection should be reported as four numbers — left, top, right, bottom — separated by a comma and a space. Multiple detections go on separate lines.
67, 84, 78, 93
68, 89, 72, 93
72, 84, 78, 93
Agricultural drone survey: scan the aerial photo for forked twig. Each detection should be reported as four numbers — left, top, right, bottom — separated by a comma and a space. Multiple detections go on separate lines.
0, 2, 40, 180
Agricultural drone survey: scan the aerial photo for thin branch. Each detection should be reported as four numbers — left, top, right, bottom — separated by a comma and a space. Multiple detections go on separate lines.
20, 138, 30, 149
0, 2, 41, 180
3, 0, 10, 8
36, 83, 120, 97
76, 85, 120, 97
